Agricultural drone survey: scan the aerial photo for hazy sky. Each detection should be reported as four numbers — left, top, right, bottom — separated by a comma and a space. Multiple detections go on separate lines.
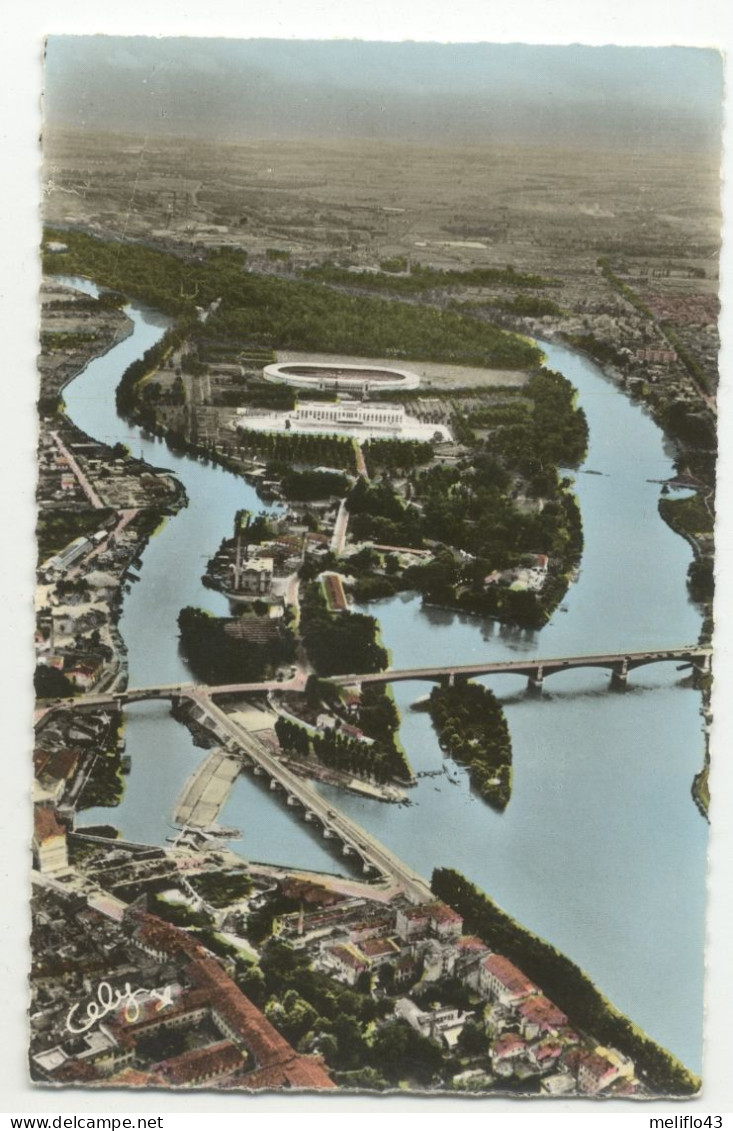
44, 37, 724, 152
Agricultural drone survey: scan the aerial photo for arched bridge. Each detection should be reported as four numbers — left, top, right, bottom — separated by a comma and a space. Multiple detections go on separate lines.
329, 644, 712, 694
56, 644, 711, 712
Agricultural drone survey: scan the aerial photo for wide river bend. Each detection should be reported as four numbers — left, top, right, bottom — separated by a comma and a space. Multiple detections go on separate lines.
59, 277, 708, 1074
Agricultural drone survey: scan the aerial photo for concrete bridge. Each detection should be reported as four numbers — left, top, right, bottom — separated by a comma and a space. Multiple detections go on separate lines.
184, 693, 433, 904
329, 644, 713, 694
37, 644, 710, 901
40, 645, 711, 715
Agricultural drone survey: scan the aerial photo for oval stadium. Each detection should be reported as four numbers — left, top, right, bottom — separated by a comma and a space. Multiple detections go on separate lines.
263, 360, 421, 392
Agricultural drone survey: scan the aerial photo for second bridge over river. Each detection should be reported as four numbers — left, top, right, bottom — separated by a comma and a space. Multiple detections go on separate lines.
109, 643, 711, 705
56, 644, 713, 713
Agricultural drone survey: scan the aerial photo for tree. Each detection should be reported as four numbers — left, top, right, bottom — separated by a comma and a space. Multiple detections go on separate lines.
34, 666, 76, 699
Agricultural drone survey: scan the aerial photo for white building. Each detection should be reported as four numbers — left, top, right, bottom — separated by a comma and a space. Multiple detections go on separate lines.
293, 401, 405, 431
394, 997, 473, 1048
230, 557, 274, 595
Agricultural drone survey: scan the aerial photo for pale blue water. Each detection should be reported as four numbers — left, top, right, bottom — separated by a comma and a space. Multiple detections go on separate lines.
60, 279, 707, 1073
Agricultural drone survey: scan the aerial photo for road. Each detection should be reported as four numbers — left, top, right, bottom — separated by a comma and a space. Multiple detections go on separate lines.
329, 498, 349, 556
49, 430, 106, 509
196, 694, 434, 904
34, 644, 711, 720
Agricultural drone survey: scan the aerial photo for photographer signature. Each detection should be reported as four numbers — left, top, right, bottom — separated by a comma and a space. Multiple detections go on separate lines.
66, 981, 175, 1034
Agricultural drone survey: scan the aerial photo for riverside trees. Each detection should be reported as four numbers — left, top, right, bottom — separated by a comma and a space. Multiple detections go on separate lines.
44, 229, 542, 371
427, 682, 513, 810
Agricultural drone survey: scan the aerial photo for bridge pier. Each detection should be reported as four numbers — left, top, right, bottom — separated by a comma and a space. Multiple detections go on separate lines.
692, 652, 712, 685
443, 672, 468, 689
527, 666, 544, 695
611, 659, 629, 691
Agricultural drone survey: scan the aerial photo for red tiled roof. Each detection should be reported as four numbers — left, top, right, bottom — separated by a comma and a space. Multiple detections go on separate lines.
400, 904, 432, 922
482, 953, 537, 998
189, 956, 331, 1077
237, 1056, 335, 1091
53, 1059, 99, 1083
107, 1068, 167, 1087
517, 994, 567, 1029
457, 935, 490, 952
130, 911, 204, 960
429, 901, 463, 925
154, 1040, 244, 1086
327, 945, 368, 971
127, 912, 334, 1089
349, 916, 393, 939
280, 879, 344, 906
36, 749, 80, 782
359, 937, 399, 959
493, 1033, 526, 1058
531, 1039, 563, 1061
113, 988, 209, 1034
34, 807, 66, 842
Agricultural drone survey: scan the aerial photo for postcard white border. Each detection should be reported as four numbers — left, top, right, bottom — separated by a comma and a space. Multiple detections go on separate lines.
2, 0, 731, 1116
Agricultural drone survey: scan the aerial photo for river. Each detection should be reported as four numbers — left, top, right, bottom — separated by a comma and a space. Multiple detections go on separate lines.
58, 277, 708, 1074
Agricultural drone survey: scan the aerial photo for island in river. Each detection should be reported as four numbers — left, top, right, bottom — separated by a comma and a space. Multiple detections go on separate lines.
31, 243, 708, 1095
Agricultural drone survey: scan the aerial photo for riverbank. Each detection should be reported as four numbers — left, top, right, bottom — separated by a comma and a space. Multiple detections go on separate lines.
36, 283, 187, 703
39, 278, 135, 405
427, 682, 513, 811
47, 276, 709, 1074
432, 868, 701, 1097
174, 747, 242, 828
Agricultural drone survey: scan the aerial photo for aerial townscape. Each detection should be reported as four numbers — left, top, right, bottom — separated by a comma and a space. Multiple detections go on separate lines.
30, 39, 719, 1097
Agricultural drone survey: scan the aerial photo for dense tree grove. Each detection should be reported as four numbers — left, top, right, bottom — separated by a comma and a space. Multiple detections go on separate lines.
299, 582, 388, 677
494, 294, 563, 317
347, 477, 425, 548
44, 229, 542, 370
237, 429, 356, 471
186, 869, 253, 907
274, 716, 311, 759
687, 558, 714, 604
274, 715, 410, 784
431, 869, 701, 1097
233, 937, 448, 1087
302, 261, 558, 295
37, 507, 116, 561
34, 665, 76, 699
116, 326, 188, 418
362, 438, 434, 477
344, 382, 585, 627
177, 606, 295, 684
252, 941, 391, 1080
428, 682, 513, 810
279, 469, 350, 501
354, 684, 401, 744
233, 383, 297, 410
478, 369, 588, 472
561, 332, 627, 370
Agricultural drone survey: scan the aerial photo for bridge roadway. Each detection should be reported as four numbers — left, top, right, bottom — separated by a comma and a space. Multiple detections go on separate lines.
37, 644, 710, 900
187, 693, 434, 904
56, 644, 711, 712
329, 644, 712, 690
